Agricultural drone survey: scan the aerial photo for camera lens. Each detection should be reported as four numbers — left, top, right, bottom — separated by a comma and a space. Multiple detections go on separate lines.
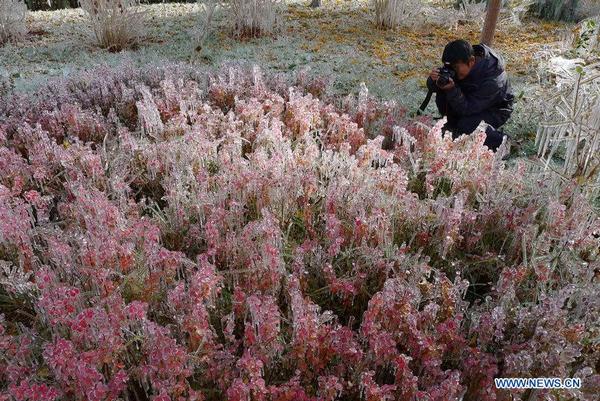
436, 65, 452, 87
437, 74, 449, 86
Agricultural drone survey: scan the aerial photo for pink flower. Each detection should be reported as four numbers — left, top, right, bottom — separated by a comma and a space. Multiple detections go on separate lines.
124, 301, 148, 321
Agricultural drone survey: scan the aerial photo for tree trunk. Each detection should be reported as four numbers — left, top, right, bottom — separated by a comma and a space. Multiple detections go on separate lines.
480, 0, 502, 46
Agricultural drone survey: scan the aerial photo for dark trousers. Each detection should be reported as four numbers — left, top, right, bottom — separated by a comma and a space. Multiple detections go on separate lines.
442, 110, 510, 151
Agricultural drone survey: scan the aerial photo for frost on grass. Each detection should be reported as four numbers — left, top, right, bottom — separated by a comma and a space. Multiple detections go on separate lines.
0, 63, 598, 400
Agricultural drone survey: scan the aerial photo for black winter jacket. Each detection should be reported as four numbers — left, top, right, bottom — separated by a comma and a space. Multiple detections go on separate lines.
427, 44, 514, 118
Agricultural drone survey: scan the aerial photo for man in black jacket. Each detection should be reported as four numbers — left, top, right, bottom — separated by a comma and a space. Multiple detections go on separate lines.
426, 39, 514, 151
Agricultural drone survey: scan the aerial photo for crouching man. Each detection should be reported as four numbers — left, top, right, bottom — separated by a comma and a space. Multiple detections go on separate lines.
427, 39, 514, 151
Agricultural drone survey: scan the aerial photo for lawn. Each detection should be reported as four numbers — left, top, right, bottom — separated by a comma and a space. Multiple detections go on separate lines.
2, 2, 564, 115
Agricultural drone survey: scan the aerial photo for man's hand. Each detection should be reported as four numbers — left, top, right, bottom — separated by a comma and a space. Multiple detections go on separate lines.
429, 68, 440, 84
429, 67, 455, 91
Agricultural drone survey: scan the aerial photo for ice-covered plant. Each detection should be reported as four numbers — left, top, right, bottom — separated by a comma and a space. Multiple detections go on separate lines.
535, 47, 600, 200
504, 0, 536, 25
0, 0, 27, 45
373, 0, 423, 29
192, 0, 219, 51
424, 0, 532, 30
0, 62, 598, 401
78, 0, 144, 51
225, 0, 283, 38
576, 0, 600, 20
574, 17, 600, 57
530, 0, 600, 21
457, 0, 487, 28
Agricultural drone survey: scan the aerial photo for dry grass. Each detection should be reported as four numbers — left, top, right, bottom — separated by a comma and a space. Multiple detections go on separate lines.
227, 0, 283, 38
79, 0, 144, 51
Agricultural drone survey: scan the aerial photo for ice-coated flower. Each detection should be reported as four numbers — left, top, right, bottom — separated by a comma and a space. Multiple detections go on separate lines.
0, 63, 597, 401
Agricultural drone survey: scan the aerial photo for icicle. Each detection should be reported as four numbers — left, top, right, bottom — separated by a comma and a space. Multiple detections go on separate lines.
252, 64, 263, 89
358, 82, 368, 113
136, 85, 164, 140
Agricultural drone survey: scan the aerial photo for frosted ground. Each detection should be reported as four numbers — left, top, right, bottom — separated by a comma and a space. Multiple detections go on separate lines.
1, 0, 566, 146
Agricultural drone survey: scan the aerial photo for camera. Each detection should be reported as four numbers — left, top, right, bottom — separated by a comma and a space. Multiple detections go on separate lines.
437, 63, 456, 87
418, 63, 457, 115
